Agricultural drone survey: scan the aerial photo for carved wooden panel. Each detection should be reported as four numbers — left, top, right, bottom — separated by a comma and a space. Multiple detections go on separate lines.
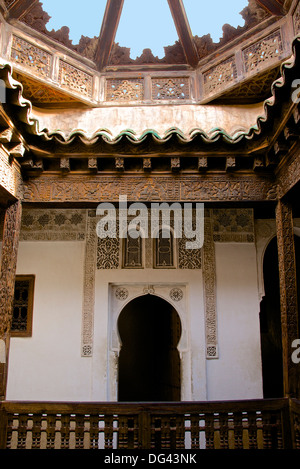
243, 29, 283, 74
10, 35, 52, 77
11, 275, 34, 337
275, 199, 299, 397
0, 148, 23, 200
0, 201, 22, 339
152, 78, 190, 100
58, 61, 93, 97
106, 79, 144, 102
203, 57, 237, 95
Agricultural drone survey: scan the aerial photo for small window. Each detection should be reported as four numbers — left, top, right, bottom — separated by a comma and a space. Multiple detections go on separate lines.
154, 228, 174, 268
11, 275, 35, 337
123, 232, 143, 268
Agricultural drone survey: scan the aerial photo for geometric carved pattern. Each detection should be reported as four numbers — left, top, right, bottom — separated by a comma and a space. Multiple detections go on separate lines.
203, 213, 218, 359
170, 287, 183, 302
20, 209, 87, 241
106, 79, 144, 102
58, 61, 93, 97
152, 78, 190, 100
115, 288, 129, 301
178, 236, 202, 269
203, 57, 237, 95
243, 30, 283, 74
212, 208, 255, 242
10, 35, 52, 78
81, 211, 97, 357
13, 73, 78, 105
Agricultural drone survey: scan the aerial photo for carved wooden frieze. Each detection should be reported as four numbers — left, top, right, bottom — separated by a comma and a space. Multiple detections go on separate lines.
22, 175, 278, 203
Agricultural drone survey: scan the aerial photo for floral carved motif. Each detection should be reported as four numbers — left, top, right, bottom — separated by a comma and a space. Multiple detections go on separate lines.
58, 61, 93, 97
106, 79, 144, 102
152, 78, 190, 100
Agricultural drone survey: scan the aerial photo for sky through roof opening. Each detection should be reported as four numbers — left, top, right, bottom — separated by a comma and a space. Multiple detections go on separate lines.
41, 0, 249, 58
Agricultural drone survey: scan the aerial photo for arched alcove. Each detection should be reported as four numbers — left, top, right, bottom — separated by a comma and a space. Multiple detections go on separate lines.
260, 235, 300, 398
117, 294, 182, 402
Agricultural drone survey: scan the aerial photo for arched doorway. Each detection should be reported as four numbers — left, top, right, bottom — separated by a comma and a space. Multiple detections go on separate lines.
260, 235, 300, 398
117, 295, 182, 402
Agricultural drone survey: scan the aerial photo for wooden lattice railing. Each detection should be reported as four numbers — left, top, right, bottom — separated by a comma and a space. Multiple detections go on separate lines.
0, 399, 299, 450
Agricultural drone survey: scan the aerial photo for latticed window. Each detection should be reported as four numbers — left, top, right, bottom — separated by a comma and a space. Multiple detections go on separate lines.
123, 232, 143, 268
11, 275, 35, 337
154, 228, 174, 268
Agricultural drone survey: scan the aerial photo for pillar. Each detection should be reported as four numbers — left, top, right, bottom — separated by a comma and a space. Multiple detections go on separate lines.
0, 200, 22, 400
275, 198, 299, 397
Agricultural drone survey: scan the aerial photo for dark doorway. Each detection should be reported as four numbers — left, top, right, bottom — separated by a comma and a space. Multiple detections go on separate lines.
118, 295, 182, 402
260, 235, 300, 398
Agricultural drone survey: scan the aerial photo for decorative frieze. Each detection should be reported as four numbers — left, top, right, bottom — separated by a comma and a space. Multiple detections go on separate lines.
58, 60, 93, 97
20, 209, 87, 241
203, 57, 237, 95
106, 79, 144, 102
243, 30, 283, 74
212, 208, 255, 242
152, 78, 190, 100
10, 35, 52, 78
22, 175, 278, 203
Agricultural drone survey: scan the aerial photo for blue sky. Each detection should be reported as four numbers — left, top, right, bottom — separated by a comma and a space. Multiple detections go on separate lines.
40, 0, 248, 58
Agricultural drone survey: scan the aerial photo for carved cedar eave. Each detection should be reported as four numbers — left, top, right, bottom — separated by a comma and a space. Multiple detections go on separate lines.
255, 0, 286, 16
95, 0, 124, 71
4, 0, 39, 21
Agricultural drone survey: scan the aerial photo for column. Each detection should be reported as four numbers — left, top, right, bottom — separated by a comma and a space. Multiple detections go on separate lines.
275, 198, 299, 397
0, 200, 22, 400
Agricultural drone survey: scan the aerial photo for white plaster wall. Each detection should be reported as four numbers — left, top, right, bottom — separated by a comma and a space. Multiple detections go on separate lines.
6, 241, 90, 401
5, 240, 264, 403
206, 242, 264, 401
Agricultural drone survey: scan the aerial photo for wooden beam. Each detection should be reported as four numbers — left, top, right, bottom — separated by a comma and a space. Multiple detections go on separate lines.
167, 0, 199, 68
254, 0, 285, 16
95, 0, 124, 71
5, 0, 39, 20
0, 200, 22, 400
275, 199, 299, 397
